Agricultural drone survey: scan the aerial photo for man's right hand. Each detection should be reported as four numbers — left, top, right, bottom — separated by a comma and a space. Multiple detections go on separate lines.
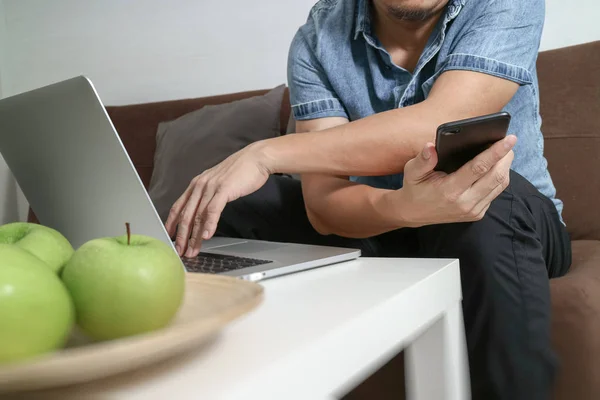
382, 135, 517, 228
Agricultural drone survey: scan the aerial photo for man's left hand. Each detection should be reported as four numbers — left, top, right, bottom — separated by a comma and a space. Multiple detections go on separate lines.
165, 142, 272, 258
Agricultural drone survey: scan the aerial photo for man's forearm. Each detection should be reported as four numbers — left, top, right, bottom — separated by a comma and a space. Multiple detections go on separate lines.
261, 71, 517, 177
303, 174, 405, 238
263, 101, 443, 177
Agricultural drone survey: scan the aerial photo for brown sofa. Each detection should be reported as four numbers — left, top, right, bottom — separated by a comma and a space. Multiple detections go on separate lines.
28, 41, 600, 398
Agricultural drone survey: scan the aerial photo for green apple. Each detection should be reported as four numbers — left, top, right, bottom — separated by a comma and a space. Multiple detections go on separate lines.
61, 225, 185, 341
0, 244, 74, 363
0, 222, 74, 274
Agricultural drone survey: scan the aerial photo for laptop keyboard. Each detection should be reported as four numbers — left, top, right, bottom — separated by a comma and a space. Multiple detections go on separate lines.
182, 252, 273, 274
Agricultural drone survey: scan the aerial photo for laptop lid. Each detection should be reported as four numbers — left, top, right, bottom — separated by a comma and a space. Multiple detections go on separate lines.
0, 76, 175, 250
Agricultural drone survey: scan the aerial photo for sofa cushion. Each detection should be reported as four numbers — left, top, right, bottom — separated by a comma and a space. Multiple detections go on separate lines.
550, 240, 600, 399
537, 41, 600, 241
105, 88, 290, 189
148, 85, 286, 221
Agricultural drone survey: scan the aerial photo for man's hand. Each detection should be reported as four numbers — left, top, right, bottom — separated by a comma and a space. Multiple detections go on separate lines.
165, 142, 272, 258
381, 135, 517, 227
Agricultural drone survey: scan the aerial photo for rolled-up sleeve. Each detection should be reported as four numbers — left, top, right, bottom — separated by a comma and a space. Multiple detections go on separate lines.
440, 0, 545, 86
287, 29, 348, 121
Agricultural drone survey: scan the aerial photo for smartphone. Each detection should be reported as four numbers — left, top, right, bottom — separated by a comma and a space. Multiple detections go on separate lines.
434, 111, 511, 174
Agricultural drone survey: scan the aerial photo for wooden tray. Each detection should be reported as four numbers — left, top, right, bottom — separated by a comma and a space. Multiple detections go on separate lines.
0, 273, 263, 393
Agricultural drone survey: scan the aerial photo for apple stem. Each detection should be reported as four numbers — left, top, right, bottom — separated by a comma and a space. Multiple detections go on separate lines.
126, 222, 131, 246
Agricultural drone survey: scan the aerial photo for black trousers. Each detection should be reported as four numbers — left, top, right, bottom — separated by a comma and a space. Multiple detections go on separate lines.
217, 170, 572, 400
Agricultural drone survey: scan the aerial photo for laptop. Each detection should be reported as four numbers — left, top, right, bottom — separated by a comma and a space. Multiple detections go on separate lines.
0, 76, 360, 281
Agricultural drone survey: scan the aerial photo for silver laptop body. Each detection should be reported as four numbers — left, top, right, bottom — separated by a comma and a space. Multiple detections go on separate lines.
0, 76, 360, 281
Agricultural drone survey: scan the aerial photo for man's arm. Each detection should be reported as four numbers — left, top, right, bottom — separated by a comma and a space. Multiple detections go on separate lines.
298, 111, 517, 238
261, 70, 518, 177
295, 71, 518, 237
296, 117, 400, 238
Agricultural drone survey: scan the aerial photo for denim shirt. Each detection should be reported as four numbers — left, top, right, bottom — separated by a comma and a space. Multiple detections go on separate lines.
287, 0, 563, 216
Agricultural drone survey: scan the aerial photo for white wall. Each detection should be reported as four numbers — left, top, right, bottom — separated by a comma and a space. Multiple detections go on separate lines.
0, 0, 598, 223
540, 0, 599, 51
0, 0, 317, 105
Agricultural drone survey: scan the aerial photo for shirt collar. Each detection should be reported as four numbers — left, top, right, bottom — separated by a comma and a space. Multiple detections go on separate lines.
353, 0, 466, 40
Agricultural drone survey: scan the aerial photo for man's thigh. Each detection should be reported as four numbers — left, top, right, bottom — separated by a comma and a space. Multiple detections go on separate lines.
414, 170, 568, 399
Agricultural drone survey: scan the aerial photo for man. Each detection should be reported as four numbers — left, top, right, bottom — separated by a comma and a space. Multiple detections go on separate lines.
166, 0, 571, 398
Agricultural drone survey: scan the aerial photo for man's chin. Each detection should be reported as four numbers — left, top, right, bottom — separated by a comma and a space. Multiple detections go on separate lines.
384, 0, 446, 22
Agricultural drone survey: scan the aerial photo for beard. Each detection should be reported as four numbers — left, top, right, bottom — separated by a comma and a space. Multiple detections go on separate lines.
383, 0, 447, 21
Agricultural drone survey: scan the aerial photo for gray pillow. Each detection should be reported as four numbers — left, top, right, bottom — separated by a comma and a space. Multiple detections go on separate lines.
149, 85, 286, 221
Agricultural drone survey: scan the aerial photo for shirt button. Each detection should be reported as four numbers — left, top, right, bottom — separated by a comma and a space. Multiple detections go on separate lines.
386, 65, 392, 70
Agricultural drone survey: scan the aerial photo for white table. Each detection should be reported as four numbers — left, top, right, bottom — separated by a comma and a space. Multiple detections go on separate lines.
31, 258, 469, 400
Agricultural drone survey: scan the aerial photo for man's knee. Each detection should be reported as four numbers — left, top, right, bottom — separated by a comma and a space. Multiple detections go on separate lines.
417, 173, 535, 280
504, 170, 545, 203
417, 174, 557, 400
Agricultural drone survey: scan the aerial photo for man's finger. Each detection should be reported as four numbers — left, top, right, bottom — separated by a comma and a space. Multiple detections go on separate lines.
185, 191, 227, 259
469, 180, 503, 221
185, 188, 216, 258
203, 191, 228, 240
465, 153, 513, 217
473, 203, 491, 222
186, 210, 206, 259
469, 150, 513, 198
404, 142, 438, 183
165, 183, 194, 237
174, 184, 204, 256
450, 135, 516, 191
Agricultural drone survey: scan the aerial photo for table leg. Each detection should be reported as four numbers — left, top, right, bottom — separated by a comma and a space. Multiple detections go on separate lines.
405, 303, 470, 400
